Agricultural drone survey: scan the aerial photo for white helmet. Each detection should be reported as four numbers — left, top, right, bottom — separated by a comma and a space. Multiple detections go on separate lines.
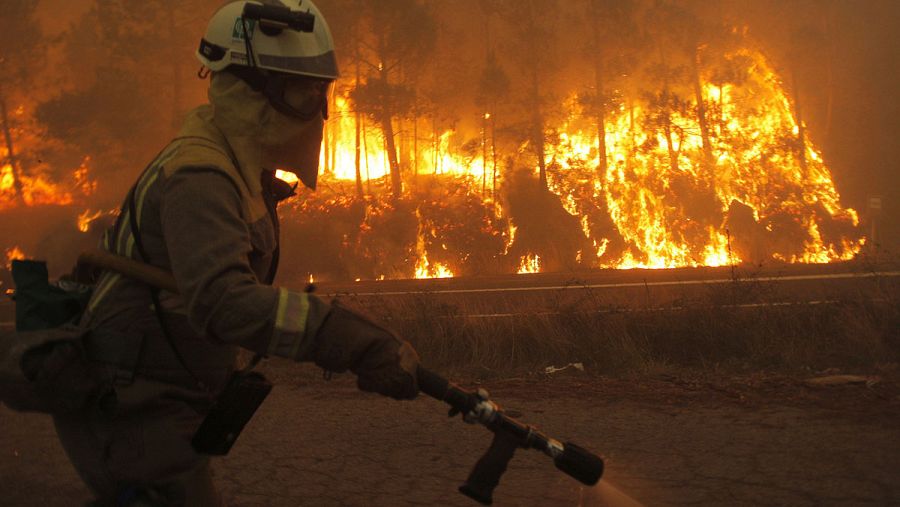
197, 0, 339, 81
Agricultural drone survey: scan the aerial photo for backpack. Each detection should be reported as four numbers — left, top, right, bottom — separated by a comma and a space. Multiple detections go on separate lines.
0, 260, 111, 414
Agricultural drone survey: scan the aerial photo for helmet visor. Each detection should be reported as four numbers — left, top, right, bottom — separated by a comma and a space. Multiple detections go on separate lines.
265, 75, 331, 121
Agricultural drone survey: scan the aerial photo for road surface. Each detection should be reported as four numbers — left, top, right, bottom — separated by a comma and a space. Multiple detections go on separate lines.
1, 365, 898, 506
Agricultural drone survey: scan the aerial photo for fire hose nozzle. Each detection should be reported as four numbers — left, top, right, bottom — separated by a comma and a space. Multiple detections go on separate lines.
554, 442, 604, 486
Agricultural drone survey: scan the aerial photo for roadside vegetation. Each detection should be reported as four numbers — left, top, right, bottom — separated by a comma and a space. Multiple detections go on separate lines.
336, 270, 900, 379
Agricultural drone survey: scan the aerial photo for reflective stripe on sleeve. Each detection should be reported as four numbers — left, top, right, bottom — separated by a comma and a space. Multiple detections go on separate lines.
268, 288, 311, 359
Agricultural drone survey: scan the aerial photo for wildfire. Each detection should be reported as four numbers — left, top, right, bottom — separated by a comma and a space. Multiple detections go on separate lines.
285, 44, 862, 279
414, 253, 454, 279
413, 208, 455, 279
321, 96, 490, 189
539, 49, 862, 269
518, 254, 541, 274
0, 156, 95, 211
77, 209, 104, 233
1, 38, 864, 282
275, 169, 299, 185
4, 246, 26, 270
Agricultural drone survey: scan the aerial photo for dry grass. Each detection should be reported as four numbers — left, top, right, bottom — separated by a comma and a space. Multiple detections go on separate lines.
334, 272, 900, 378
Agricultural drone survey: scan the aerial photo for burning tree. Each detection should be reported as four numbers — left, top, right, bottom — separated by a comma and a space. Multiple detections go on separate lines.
0, 1, 44, 206
493, 0, 567, 191
348, 0, 437, 198
582, 0, 638, 179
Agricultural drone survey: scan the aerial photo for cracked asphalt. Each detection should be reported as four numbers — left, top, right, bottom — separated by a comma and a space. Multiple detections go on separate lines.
1, 365, 899, 506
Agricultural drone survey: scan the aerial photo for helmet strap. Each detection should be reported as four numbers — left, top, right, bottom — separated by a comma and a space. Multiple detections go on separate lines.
242, 17, 258, 69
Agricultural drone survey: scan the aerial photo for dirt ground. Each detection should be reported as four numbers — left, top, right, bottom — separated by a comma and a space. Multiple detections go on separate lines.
1, 365, 899, 506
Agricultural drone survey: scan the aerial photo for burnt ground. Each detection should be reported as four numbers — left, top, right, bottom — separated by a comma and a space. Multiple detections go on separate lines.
1, 363, 899, 506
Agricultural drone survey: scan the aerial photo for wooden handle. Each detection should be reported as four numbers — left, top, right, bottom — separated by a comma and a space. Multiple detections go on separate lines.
78, 249, 180, 294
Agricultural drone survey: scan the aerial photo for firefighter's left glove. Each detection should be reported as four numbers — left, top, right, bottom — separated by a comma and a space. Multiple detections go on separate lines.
311, 301, 419, 400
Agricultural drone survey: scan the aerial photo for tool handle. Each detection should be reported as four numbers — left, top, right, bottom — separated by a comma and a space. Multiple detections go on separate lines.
77, 249, 179, 294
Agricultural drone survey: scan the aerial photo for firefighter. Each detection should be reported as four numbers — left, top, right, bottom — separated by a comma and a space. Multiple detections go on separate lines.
53, 1, 419, 505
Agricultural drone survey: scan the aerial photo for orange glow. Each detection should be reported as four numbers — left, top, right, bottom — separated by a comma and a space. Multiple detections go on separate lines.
322, 96, 490, 190
4, 246, 27, 270
414, 253, 454, 279
539, 49, 861, 269
1, 46, 863, 281
413, 208, 455, 279
0, 156, 94, 211
302, 47, 860, 277
77, 209, 103, 233
275, 170, 299, 185
518, 254, 541, 274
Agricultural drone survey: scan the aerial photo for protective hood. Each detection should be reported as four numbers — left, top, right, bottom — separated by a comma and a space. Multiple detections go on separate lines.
208, 71, 324, 192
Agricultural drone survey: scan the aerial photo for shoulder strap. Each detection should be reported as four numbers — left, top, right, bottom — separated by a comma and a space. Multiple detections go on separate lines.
126, 186, 210, 393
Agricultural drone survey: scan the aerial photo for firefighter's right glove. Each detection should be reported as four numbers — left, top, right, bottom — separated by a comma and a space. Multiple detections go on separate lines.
311, 302, 419, 400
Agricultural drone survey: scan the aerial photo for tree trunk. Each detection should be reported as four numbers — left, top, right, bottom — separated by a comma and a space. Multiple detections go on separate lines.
432, 115, 438, 174
692, 47, 714, 186
535, 113, 547, 189
589, 0, 609, 178
355, 107, 363, 197
482, 112, 488, 196
354, 46, 363, 197
594, 73, 608, 178
530, 70, 547, 189
413, 104, 419, 182
328, 100, 336, 176
362, 116, 371, 195
381, 112, 402, 197
629, 101, 637, 166
664, 119, 679, 174
0, 93, 25, 205
790, 66, 808, 173
490, 110, 498, 205
661, 91, 679, 174
322, 109, 331, 174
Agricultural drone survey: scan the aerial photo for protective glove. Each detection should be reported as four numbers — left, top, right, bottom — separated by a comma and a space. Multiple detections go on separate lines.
311, 301, 419, 400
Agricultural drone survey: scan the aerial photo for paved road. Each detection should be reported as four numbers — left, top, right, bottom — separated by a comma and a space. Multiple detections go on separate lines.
2, 365, 898, 506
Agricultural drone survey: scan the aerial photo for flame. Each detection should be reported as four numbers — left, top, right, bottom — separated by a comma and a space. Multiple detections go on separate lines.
540, 49, 861, 269
414, 252, 454, 279
518, 254, 541, 274
413, 207, 455, 279
0, 157, 95, 211
77, 209, 103, 232
291, 45, 861, 279
1, 42, 863, 281
5, 246, 26, 270
322, 96, 491, 192
275, 170, 299, 185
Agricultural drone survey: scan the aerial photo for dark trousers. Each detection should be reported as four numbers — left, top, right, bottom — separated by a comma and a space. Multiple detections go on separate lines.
54, 377, 221, 506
